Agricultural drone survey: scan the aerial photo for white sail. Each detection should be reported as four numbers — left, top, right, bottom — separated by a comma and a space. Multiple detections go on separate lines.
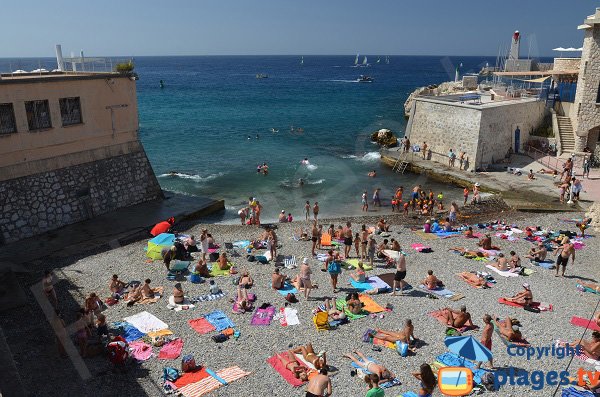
377, 57, 381, 63
300, 56, 304, 65
354, 53, 359, 65
362, 56, 368, 65
385, 56, 390, 64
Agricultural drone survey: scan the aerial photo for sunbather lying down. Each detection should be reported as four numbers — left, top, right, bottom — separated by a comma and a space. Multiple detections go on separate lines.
459, 272, 486, 287
559, 331, 600, 360
443, 306, 474, 329
449, 247, 486, 258
581, 281, 600, 293
292, 343, 327, 370
322, 298, 346, 321
277, 351, 309, 381
494, 316, 523, 342
343, 350, 395, 380
368, 319, 418, 348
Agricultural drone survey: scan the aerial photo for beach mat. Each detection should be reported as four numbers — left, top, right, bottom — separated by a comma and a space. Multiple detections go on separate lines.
419, 285, 458, 299
158, 337, 183, 360
428, 310, 478, 332
342, 258, 373, 271
178, 375, 222, 397
174, 368, 211, 388
533, 259, 555, 269
215, 365, 251, 384
485, 265, 520, 277
577, 284, 600, 295
570, 316, 600, 332
123, 311, 168, 334
250, 305, 276, 325
209, 264, 231, 277
274, 281, 298, 295
205, 310, 235, 331
561, 386, 595, 397
188, 318, 216, 334
266, 354, 309, 387
359, 294, 386, 313
377, 273, 413, 291
335, 299, 367, 320
350, 276, 390, 292
498, 297, 552, 311
414, 231, 438, 240
112, 321, 146, 342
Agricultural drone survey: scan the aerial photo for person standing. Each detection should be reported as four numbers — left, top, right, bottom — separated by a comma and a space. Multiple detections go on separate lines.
554, 237, 575, 277
459, 151, 465, 169
306, 368, 332, 397
313, 202, 320, 222
360, 224, 369, 261
343, 222, 353, 258
422, 142, 428, 159
583, 156, 591, 179
43, 270, 58, 309
390, 253, 407, 296
298, 258, 313, 300
477, 314, 494, 369
372, 188, 381, 207
304, 201, 311, 221
463, 187, 469, 206
199, 229, 209, 261
362, 191, 369, 212
311, 221, 319, 257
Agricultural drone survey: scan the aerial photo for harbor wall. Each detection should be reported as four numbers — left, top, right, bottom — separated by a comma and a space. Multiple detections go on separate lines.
0, 145, 162, 244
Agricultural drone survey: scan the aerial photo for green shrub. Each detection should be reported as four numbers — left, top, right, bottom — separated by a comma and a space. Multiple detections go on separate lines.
115, 60, 134, 73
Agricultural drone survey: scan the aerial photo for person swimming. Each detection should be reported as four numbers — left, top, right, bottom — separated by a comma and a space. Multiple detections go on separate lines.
301, 157, 309, 165
299, 178, 304, 186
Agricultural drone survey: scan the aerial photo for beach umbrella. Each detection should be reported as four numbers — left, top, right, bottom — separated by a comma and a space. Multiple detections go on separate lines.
444, 335, 493, 363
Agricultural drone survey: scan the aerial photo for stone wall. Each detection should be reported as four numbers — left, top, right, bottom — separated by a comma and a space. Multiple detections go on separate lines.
407, 99, 482, 170
0, 148, 163, 244
553, 58, 581, 71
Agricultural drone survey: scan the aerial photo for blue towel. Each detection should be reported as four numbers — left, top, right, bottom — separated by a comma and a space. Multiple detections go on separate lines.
561, 386, 595, 397
204, 310, 235, 331
400, 392, 419, 397
112, 321, 146, 342
350, 279, 374, 291
435, 352, 490, 385
350, 357, 401, 388
536, 259, 555, 269
274, 281, 298, 295
436, 231, 460, 237
419, 285, 454, 298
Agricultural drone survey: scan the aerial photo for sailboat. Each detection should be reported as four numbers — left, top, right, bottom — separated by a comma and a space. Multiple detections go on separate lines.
362, 56, 369, 67
385, 55, 390, 64
376, 57, 381, 64
354, 53, 359, 67
300, 56, 304, 66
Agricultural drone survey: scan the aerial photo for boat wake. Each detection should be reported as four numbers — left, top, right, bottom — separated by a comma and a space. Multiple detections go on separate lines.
308, 179, 325, 185
158, 172, 225, 182
339, 154, 358, 159
305, 163, 318, 171
323, 79, 359, 83
356, 152, 381, 162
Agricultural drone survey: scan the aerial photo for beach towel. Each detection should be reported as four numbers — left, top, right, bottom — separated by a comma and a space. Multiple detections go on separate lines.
209, 264, 231, 277
316, 253, 329, 261
190, 292, 226, 302
284, 307, 300, 326
158, 338, 183, 360
205, 310, 235, 331
321, 233, 332, 247
178, 375, 222, 397
561, 386, 595, 397
378, 273, 413, 291
435, 352, 490, 385
399, 392, 419, 397
171, 260, 191, 271
215, 366, 251, 383
457, 273, 492, 289
188, 318, 216, 334
147, 328, 173, 338
123, 311, 168, 334
274, 281, 298, 295
479, 248, 502, 256
335, 298, 367, 320
570, 316, 600, 332
414, 231, 438, 240
128, 341, 153, 361
429, 310, 478, 332
577, 284, 600, 295
232, 240, 251, 249
498, 297, 553, 311
436, 231, 460, 238
411, 243, 431, 252
123, 287, 164, 305
174, 368, 210, 388
350, 276, 390, 292
533, 259, 555, 269
342, 258, 373, 271
111, 321, 146, 342
359, 294, 386, 313
485, 265, 520, 277
284, 256, 297, 268
266, 354, 310, 387
350, 357, 402, 388
251, 305, 276, 325
168, 296, 196, 311
419, 285, 461, 300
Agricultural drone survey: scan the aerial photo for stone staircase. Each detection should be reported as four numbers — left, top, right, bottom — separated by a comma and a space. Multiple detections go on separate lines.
557, 116, 575, 153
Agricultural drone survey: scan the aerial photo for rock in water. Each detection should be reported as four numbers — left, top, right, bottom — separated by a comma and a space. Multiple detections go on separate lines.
370, 128, 398, 148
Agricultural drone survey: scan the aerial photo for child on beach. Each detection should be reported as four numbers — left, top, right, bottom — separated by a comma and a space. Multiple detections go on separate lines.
463, 187, 469, 205
367, 236, 376, 268
354, 232, 361, 257
403, 201, 409, 215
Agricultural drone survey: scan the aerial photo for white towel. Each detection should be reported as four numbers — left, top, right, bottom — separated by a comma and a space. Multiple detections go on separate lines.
485, 265, 520, 278
167, 296, 196, 311
284, 308, 300, 326
124, 310, 168, 333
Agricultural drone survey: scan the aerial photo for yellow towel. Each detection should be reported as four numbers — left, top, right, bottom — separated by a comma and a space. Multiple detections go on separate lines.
147, 328, 173, 338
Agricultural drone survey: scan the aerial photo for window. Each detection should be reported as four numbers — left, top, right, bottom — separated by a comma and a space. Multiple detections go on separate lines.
59, 97, 82, 126
0, 103, 17, 134
25, 100, 52, 131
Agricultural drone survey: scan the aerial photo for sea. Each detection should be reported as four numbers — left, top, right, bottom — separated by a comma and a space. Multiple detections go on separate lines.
1, 55, 502, 223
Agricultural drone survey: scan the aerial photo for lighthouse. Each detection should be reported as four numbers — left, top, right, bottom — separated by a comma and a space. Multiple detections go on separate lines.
508, 30, 520, 60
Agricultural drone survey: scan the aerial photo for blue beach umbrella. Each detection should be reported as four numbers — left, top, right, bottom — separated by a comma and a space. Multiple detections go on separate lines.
444, 335, 493, 363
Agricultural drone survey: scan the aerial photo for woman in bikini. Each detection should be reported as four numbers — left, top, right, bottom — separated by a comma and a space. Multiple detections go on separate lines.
412, 363, 436, 397
277, 351, 309, 381
346, 292, 364, 315
292, 343, 327, 370
343, 350, 394, 381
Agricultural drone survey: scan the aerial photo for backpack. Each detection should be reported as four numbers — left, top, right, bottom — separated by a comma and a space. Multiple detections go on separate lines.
212, 333, 228, 343
313, 311, 329, 331
163, 367, 180, 382
247, 255, 256, 262
396, 341, 409, 357
256, 255, 268, 264
181, 354, 196, 373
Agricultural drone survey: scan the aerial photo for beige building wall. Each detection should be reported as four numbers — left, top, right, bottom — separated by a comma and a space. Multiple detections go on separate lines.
553, 58, 582, 71
0, 74, 138, 181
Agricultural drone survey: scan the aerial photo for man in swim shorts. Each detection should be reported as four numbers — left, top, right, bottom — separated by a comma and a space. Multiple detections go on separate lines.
554, 237, 575, 277
443, 305, 474, 329
305, 368, 332, 397
390, 254, 407, 296
343, 222, 353, 258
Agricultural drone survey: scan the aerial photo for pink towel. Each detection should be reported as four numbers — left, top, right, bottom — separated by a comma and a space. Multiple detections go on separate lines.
159, 338, 184, 360
250, 306, 276, 325
129, 341, 153, 361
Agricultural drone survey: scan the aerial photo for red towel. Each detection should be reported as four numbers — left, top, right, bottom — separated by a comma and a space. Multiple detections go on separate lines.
174, 368, 210, 388
570, 316, 600, 332
428, 310, 478, 331
188, 318, 216, 334
498, 298, 553, 311
266, 355, 306, 387
158, 338, 183, 360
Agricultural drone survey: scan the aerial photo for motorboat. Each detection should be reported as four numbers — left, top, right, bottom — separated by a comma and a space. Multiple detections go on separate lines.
357, 75, 374, 83
256, 73, 268, 79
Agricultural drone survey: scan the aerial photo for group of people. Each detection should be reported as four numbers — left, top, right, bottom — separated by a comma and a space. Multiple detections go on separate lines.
238, 197, 264, 225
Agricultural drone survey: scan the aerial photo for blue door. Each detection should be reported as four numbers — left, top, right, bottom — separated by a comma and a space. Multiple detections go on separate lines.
514, 127, 521, 153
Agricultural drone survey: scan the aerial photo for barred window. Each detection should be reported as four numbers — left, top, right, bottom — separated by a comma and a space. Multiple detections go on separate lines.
25, 100, 52, 131
59, 97, 82, 126
0, 103, 17, 134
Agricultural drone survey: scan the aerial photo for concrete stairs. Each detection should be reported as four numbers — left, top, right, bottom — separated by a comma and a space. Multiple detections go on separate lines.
557, 116, 575, 153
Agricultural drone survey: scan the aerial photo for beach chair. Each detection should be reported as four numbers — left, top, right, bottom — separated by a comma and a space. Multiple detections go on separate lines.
320, 233, 332, 248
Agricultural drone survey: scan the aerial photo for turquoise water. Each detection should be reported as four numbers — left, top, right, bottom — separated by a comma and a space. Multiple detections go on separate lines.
1, 55, 499, 222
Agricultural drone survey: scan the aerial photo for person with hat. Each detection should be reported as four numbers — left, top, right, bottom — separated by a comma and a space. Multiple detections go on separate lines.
526, 242, 548, 262
504, 283, 533, 306
278, 210, 287, 223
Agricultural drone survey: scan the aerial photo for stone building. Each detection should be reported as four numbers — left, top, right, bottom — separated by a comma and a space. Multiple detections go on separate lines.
0, 71, 162, 244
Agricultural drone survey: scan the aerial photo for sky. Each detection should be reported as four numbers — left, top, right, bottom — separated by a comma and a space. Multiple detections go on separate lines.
0, 0, 596, 57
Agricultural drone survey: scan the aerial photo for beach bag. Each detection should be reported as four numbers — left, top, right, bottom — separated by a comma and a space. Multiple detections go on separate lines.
181, 354, 196, 372
247, 255, 256, 262
396, 341, 409, 357
313, 311, 329, 331
445, 327, 462, 336
327, 261, 341, 274
212, 333, 228, 343
285, 293, 298, 303
163, 367, 180, 382
524, 305, 541, 313
256, 255, 268, 264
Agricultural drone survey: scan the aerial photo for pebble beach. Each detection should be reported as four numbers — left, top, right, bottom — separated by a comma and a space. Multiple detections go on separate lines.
6, 205, 599, 397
